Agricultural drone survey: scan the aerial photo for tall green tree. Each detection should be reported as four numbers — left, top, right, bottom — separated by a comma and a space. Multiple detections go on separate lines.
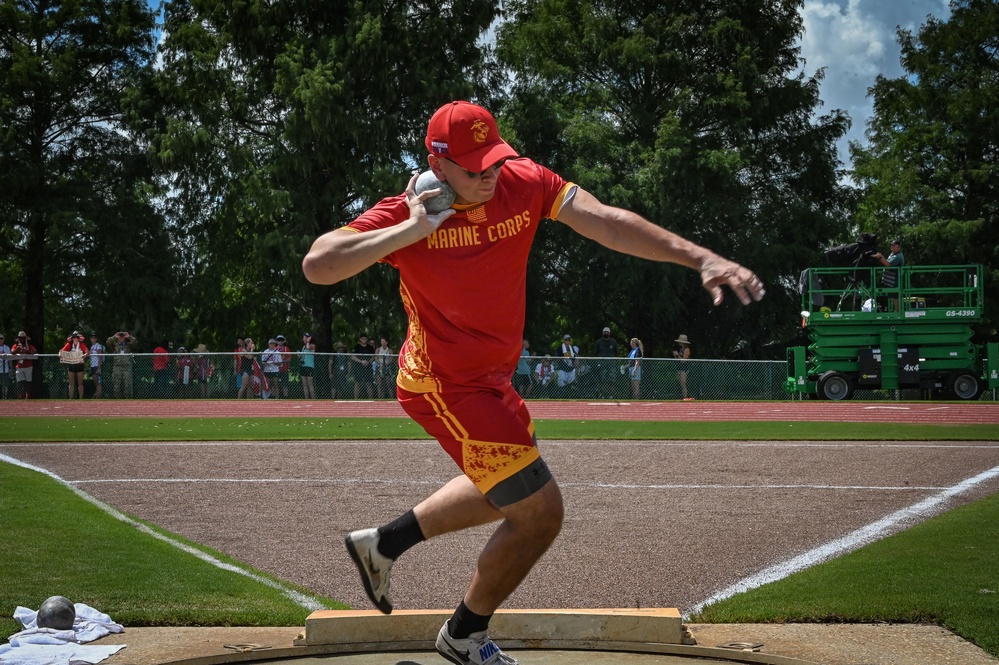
151, 0, 503, 352
497, 0, 851, 357
0, 0, 166, 364
851, 0, 998, 333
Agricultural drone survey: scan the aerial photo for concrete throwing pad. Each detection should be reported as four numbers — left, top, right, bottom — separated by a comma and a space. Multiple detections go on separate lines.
284, 609, 817, 665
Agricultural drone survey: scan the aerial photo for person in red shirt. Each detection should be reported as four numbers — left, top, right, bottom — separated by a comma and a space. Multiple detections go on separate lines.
58, 331, 89, 399
10, 331, 37, 399
303, 101, 765, 664
153, 342, 171, 397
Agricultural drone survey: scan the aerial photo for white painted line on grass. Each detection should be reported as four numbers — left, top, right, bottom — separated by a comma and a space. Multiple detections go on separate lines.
0, 452, 326, 611
685, 462, 999, 618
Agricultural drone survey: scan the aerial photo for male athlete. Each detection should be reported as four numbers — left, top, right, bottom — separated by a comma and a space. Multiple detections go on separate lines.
302, 100, 765, 665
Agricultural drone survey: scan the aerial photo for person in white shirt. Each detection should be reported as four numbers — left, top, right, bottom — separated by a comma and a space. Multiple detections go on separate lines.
88, 333, 104, 399
0, 334, 11, 399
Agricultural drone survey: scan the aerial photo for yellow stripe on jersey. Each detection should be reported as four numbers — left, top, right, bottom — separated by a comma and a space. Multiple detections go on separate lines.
422, 392, 540, 494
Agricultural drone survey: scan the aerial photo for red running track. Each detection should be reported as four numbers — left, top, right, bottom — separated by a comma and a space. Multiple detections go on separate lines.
4, 399, 998, 425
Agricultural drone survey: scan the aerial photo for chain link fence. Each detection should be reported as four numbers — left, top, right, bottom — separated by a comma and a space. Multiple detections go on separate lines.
9, 352, 995, 401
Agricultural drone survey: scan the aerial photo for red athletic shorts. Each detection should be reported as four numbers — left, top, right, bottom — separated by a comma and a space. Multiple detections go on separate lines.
398, 383, 551, 506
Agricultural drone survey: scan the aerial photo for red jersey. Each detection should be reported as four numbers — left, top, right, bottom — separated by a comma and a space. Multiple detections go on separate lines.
347, 158, 573, 392
153, 347, 170, 371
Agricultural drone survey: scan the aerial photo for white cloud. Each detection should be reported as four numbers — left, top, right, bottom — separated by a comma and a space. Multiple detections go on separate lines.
797, 0, 951, 171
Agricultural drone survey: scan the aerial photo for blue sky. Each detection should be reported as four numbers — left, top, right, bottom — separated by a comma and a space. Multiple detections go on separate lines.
146, 0, 951, 172
797, 0, 951, 170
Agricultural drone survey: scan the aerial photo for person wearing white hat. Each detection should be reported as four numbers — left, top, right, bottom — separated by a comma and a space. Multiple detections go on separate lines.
673, 334, 693, 400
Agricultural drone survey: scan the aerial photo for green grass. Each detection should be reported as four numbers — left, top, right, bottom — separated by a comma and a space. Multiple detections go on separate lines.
0, 461, 345, 639
691, 491, 999, 655
0, 416, 994, 441
3, 415, 998, 658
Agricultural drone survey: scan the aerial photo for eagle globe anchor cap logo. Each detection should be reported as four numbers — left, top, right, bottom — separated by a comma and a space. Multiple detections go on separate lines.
425, 101, 517, 171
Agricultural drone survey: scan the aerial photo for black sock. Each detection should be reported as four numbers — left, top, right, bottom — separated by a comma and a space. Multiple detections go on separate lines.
446, 600, 491, 639
376, 509, 425, 560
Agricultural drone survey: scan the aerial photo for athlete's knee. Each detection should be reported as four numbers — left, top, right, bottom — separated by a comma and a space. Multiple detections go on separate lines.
506, 479, 563, 540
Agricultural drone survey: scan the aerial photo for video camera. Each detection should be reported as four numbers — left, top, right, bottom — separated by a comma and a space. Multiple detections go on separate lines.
825, 232, 880, 268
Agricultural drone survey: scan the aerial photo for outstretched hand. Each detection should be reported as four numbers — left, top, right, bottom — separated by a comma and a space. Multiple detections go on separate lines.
699, 255, 766, 306
405, 172, 455, 234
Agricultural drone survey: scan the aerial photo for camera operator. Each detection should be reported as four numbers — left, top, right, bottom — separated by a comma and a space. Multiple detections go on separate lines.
872, 239, 905, 311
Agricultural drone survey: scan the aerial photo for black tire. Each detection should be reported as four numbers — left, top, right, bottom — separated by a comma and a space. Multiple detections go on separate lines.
817, 371, 854, 401
946, 370, 982, 401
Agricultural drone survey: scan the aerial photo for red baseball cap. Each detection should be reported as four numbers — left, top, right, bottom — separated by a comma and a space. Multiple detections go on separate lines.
425, 101, 518, 171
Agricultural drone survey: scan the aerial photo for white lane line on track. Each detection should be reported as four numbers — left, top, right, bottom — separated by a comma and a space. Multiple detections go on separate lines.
685, 462, 999, 619
0, 452, 325, 612
2, 440, 998, 449
66, 478, 945, 492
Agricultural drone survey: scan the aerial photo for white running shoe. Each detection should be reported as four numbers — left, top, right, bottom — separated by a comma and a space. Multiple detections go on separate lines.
435, 622, 519, 665
344, 528, 393, 614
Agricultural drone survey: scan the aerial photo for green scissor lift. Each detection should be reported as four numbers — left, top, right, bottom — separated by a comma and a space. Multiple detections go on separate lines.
786, 263, 998, 400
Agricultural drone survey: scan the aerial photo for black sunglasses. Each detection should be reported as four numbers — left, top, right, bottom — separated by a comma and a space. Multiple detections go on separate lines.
445, 158, 506, 179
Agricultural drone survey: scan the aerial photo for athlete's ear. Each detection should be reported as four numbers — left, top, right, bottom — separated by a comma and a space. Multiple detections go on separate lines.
428, 155, 447, 180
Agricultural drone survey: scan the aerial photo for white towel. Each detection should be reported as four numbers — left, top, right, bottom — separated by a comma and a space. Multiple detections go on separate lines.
2, 604, 125, 665
0, 642, 125, 665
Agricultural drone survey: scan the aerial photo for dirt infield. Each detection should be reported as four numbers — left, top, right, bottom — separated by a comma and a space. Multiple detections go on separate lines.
3, 399, 999, 616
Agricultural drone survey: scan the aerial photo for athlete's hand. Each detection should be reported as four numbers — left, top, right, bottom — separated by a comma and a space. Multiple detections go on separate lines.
699, 254, 766, 306
406, 172, 455, 235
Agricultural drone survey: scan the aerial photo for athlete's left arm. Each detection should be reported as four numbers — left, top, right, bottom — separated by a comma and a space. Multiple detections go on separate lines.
556, 187, 765, 306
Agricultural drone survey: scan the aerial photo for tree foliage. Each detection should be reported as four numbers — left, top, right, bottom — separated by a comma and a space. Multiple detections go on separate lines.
851, 0, 999, 333
150, 0, 504, 352
0, 0, 166, 358
496, 0, 851, 357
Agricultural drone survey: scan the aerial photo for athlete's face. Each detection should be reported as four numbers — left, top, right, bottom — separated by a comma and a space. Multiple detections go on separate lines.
429, 155, 505, 205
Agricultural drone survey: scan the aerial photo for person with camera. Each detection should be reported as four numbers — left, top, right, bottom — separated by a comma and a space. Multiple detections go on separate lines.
873, 239, 905, 311
105, 331, 138, 398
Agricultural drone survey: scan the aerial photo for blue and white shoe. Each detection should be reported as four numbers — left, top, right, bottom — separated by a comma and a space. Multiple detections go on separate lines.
435, 622, 518, 665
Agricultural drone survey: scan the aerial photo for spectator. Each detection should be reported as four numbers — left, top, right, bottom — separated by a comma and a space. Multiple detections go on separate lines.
237, 338, 258, 399
0, 334, 11, 399
556, 334, 578, 390
194, 344, 214, 397
300, 333, 317, 399
514, 339, 533, 398
627, 337, 644, 399
275, 335, 291, 398
153, 341, 171, 397
232, 338, 245, 397
175, 346, 196, 398
260, 339, 281, 399
105, 331, 138, 398
534, 355, 556, 397
673, 334, 693, 400
328, 341, 349, 399
594, 326, 620, 398
351, 334, 376, 399
88, 333, 104, 399
374, 337, 394, 399
10, 331, 37, 399
59, 331, 89, 399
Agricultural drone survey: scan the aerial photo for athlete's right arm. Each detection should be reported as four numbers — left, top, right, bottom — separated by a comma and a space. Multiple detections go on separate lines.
302, 173, 454, 286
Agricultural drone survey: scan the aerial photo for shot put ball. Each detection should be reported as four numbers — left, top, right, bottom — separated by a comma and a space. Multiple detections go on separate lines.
37, 596, 75, 630
414, 171, 456, 213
